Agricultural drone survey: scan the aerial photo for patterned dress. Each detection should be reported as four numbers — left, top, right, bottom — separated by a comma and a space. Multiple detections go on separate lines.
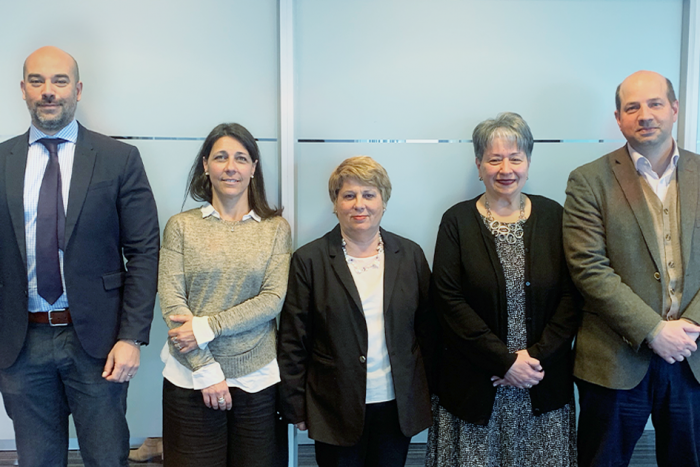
425, 218, 577, 467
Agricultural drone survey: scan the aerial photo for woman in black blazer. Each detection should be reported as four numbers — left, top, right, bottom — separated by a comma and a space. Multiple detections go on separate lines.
278, 156, 434, 467
426, 113, 581, 467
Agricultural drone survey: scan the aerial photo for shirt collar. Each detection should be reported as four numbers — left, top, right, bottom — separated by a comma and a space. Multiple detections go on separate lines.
200, 203, 261, 222
29, 120, 79, 145
628, 140, 679, 176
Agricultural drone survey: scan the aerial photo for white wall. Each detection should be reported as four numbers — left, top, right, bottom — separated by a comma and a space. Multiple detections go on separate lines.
293, 0, 682, 257
0, 0, 693, 452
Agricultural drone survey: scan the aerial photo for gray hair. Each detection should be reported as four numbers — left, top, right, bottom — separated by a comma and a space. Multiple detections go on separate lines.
472, 112, 534, 161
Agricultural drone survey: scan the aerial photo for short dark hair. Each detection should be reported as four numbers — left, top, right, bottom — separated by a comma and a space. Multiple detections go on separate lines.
185, 123, 282, 219
615, 77, 676, 112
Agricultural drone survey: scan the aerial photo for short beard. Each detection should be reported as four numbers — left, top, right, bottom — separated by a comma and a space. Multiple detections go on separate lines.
30, 99, 77, 133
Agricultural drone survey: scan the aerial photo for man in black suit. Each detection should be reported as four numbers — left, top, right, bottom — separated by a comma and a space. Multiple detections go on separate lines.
0, 46, 159, 467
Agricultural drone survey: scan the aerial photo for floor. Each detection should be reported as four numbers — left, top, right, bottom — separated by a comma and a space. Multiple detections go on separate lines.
0, 451, 162, 466
301, 432, 654, 466
0, 431, 656, 466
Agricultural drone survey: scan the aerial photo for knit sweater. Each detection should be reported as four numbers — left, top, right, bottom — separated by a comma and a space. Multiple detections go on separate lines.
159, 208, 292, 378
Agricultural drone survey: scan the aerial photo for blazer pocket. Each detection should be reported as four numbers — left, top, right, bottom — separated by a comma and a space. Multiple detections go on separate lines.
311, 349, 335, 365
102, 271, 125, 291
88, 179, 116, 191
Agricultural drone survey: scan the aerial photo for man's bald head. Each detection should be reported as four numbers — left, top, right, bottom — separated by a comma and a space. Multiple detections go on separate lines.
21, 46, 83, 135
23, 46, 80, 83
615, 70, 675, 113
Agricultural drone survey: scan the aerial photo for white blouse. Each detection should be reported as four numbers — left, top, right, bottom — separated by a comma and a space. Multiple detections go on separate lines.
345, 251, 395, 403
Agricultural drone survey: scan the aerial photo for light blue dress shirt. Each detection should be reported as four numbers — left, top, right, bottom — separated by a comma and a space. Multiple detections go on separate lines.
24, 120, 78, 312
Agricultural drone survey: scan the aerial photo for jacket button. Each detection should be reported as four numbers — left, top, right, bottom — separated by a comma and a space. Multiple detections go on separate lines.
525, 282, 531, 287
359, 356, 366, 363
654, 272, 661, 281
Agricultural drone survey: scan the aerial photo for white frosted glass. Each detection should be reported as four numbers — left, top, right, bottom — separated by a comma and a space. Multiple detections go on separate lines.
295, 141, 619, 264
0, 0, 278, 138
296, 0, 682, 141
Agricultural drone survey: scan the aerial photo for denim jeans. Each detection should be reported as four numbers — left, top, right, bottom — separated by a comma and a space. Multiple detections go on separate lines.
0, 322, 129, 467
162, 379, 284, 467
577, 355, 700, 467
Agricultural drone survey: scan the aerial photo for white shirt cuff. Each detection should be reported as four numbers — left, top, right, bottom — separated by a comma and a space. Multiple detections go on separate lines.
192, 316, 215, 349
191, 362, 226, 390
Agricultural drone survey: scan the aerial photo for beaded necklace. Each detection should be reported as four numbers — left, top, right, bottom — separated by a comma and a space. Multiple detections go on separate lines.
483, 194, 526, 244
341, 234, 384, 274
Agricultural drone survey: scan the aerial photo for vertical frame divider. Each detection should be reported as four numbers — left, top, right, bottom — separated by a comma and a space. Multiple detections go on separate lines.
679, 0, 699, 151
280, 0, 296, 236
279, 4, 297, 467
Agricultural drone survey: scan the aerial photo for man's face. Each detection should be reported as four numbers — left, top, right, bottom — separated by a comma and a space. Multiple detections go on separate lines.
21, 48, 82, 135
615, 71, 678, 154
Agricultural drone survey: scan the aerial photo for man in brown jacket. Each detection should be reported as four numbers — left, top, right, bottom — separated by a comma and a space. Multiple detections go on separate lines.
564, 71, 700, 466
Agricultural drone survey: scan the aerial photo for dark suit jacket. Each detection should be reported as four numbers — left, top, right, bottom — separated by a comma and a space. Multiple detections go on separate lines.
432, 195, 580, 424
563, 146, 700, 389
0, 124, 159, 367
278, 225, 434, 446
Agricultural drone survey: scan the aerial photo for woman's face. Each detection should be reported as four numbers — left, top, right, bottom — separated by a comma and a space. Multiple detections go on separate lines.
203, 136, 257, 206
334, 178, 384, 238
476, 137, 529, 200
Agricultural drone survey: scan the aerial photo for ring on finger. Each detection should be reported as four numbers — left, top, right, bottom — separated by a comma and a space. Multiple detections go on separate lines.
217, 397, 226, 404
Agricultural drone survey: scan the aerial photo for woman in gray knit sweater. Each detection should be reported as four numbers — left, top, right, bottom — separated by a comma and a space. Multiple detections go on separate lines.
158, 123, 292, 467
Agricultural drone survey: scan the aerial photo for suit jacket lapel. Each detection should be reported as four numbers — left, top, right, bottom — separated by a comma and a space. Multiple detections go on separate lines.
65, 125, 96, 247
610, 148, 662, 271
381, 228, 399, 317
328, 225, 364, 314
678, 149, 699, 271
6, 133, 29, 267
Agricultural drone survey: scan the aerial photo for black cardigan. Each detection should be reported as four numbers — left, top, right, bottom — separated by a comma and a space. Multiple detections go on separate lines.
432, 194, 581, 424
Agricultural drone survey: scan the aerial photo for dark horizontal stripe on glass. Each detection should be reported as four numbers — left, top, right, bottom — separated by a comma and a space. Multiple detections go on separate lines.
297, 138, 625, 144
110, 136, 277, 142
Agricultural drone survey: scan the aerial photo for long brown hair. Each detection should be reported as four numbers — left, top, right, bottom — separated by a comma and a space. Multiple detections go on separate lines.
185, 123, 282, 219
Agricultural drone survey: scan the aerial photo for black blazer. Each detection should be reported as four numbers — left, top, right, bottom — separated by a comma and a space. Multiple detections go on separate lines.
432, 195, 580, 424
0, 124, 159, 367
278, 225, 434, 446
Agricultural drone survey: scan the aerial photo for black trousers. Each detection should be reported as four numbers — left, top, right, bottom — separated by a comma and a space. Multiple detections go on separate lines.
162, 379, 285, 467
314, 400, 411, 467
577, 355, 700, 467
